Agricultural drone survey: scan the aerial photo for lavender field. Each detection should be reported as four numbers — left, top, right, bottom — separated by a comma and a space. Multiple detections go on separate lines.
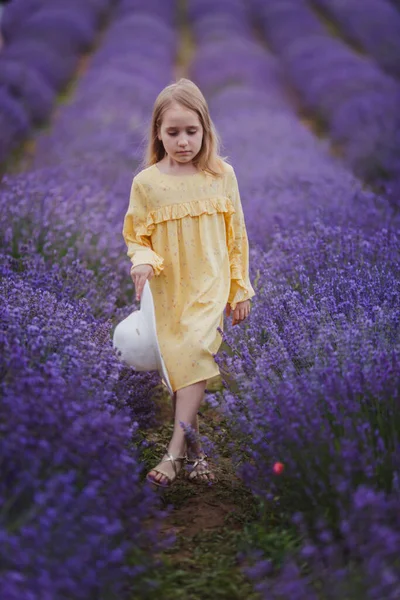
0, 0, 399, 598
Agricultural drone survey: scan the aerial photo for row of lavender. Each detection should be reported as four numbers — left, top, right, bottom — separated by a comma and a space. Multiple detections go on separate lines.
0, 0, 116, 164
189, 0, 392, 240
311, 0, 400, 78
249, 0, 400, 186
188, 0, 400, 597
0, 1, 177, 598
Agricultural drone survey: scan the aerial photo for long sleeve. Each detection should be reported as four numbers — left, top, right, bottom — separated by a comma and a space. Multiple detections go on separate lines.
122, 177, 164, 276
226, 168, 256, 310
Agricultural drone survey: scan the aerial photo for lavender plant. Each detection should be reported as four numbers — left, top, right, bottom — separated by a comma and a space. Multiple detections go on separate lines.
187, 0, 400, 596
0, 0, 116, 165
0, 59, 55, 125
311, 0, 400, 78
2, 0, 399, 595
249, 0, 400, 183
0, 0, 178, 596
245, 488, 400, 599
0, 272, 169, 599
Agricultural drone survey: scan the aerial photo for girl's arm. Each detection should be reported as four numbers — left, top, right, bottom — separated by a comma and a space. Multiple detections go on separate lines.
122, 178, 164, 276
227, 167, 255, 310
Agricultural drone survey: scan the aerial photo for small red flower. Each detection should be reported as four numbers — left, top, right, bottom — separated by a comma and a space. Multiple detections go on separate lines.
273, 462, 284, 475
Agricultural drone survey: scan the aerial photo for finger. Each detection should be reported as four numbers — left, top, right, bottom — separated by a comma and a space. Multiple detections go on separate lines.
235, 308, 245, 324
134, 274, 141, 292
136, 276, 146, 300
140, 275, 149, 296
226, 304, 231, 316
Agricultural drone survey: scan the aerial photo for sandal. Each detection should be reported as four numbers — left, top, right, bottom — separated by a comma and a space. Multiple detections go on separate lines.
146, 450, 187, 488
186, 453, 217, 484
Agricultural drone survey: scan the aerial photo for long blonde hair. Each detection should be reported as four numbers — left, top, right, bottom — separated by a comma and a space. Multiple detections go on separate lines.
143, 78, 227, 177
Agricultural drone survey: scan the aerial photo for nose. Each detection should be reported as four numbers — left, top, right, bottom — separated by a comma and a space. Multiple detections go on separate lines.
178, 136, 188, 147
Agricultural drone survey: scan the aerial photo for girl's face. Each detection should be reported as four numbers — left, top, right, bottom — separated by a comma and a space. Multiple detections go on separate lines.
158, 102, 203, 164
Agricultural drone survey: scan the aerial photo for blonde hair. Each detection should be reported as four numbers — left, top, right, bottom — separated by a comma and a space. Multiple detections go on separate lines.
143, 78, 227, 177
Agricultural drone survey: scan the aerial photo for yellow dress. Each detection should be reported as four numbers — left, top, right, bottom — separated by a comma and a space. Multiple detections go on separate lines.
122, 161, 255, 392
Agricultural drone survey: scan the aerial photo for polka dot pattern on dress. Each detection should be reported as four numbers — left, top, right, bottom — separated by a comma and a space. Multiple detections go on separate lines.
122, 160, 255, 392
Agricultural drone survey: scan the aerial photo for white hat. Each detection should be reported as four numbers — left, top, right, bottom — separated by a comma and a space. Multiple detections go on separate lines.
113, 280, 173, 396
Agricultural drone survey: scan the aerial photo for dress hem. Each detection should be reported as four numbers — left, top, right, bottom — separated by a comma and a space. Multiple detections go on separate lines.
172, 367, 221, 393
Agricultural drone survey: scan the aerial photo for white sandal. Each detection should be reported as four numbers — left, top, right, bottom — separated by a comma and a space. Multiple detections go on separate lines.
146, 450, 187, 488
186, 453, 217, 484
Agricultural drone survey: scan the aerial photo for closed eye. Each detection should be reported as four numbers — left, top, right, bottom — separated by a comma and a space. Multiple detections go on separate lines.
167, 130, 198, 136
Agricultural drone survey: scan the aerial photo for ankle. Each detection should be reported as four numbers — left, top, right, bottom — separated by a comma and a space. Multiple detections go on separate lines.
187, 443, 203, 459
167, 441, 187, 458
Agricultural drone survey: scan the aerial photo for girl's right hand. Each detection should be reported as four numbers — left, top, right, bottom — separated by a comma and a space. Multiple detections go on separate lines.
130, 264, 154, 301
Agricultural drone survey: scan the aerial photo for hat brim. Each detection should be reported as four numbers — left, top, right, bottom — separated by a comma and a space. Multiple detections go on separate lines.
141, 281, 174, 396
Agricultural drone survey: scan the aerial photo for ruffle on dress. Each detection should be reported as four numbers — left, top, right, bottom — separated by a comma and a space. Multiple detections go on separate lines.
134, 196, 240, 280
132, 196, 251, 308
135, 197, 236, 238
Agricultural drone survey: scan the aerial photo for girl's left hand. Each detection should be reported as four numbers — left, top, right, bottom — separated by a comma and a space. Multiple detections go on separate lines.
226, 300, 251, 326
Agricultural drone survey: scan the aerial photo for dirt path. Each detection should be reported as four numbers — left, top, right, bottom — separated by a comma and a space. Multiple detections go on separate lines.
139, 8, 262, 595
142, 376, 261, 600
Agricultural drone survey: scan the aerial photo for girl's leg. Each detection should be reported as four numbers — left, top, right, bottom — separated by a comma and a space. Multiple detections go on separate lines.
172, 392, 202, 459
148, 380, 210, 485
172, 383, 215, 482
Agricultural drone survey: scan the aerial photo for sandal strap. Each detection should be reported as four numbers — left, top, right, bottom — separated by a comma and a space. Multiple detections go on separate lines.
159, 451, 186, 477
187, 454, 211, 475
187, 453, 208, 468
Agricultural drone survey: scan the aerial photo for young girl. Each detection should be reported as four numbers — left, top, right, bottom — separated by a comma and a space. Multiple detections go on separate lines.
122, 78, 255, 487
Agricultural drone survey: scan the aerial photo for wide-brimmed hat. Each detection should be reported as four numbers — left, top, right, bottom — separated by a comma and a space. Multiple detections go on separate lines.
113, 280, 173, 396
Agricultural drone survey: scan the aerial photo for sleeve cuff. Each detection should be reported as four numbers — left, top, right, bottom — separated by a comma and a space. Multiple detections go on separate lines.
228, 278, 255, 311
130, 249, 164, 276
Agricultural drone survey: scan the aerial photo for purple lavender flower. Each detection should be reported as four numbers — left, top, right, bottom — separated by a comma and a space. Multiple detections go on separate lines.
0, 1, 178, 596
187, 1, 400, 596
312, 0, 400, 78
249, 0, 400, 182
0, 58, 55, 125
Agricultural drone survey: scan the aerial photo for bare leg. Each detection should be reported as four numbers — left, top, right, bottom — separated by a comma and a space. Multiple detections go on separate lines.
172, 392, 202, 458
148, 380, 207, 485
170, 386, 215, 483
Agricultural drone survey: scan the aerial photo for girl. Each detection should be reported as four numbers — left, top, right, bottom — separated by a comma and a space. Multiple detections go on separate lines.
122, 78, 255, 487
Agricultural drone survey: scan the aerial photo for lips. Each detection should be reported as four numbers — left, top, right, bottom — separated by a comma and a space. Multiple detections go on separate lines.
177, 151, 191, 154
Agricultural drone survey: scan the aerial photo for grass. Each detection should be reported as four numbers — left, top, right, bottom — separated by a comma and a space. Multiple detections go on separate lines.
147, 530, 259, 600
136, 376, 299, 600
